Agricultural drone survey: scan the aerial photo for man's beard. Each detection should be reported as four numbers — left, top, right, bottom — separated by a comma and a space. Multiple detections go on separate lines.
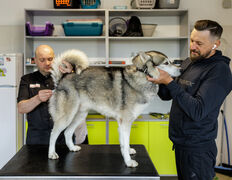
190, 49, 211, 62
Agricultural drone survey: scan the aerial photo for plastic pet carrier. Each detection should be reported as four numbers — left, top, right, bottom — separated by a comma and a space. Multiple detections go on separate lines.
54, 0, 81, 8
63, 19, 103, 36
26, 21, 54, 36
80, 0, 101, 9
131, 0, 156, 9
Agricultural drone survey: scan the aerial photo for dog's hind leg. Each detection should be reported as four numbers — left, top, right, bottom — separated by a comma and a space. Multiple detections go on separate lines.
49, 120, 70, 159
64, 110, 88, 152
49, 112, 80, 159
118, 119, 138, 167
48, 90, 80, 159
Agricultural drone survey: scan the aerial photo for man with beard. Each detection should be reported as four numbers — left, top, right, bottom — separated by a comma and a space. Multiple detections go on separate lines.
147, 20, 232, 179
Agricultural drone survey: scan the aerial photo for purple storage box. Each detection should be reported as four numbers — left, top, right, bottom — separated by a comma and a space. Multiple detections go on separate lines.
26, 21, 54, 36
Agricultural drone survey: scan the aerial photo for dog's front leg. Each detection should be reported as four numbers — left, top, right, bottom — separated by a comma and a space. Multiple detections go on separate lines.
118, 120, 138, 167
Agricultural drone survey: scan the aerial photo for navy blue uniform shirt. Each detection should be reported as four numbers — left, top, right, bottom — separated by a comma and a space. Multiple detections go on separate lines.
158, 50, 232, 151
17, 71, 65, 145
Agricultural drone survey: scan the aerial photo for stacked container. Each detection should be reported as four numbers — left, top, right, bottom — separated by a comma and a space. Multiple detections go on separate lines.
158, 0, 180, 9
54, 0, 81, 8
62, 19, 103, 36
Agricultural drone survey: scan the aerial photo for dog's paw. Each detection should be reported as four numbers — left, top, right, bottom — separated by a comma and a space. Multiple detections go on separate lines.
69, 145, 81, 152
48, 152, 59, 159
126, 159, 138, 168
129, 148, 136, 155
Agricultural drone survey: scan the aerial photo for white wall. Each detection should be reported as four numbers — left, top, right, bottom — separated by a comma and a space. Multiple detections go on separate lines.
0, 0, 232, 52
0, 0, 231, 165
0, 0, 53, 25
179, 0, 232, 26
0, 0, 231, 49
1, 0, 232, 25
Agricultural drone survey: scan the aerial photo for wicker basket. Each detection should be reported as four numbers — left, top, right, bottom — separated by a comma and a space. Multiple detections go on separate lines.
131, 0, 156, 9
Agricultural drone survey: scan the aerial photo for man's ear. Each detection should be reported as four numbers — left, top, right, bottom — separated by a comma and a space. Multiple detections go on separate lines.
215, 39, 221, 48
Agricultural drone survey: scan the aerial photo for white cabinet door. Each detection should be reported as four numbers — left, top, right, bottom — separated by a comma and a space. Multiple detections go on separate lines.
0, 87, 17, 169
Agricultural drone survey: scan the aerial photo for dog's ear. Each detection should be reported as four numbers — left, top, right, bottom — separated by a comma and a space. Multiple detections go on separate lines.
139, 52, 151, 63
146, 51, 167, 66
132, 51, 151, 69
132, 55, 144, 69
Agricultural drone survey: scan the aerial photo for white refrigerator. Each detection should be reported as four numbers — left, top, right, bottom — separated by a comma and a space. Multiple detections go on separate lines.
0, 53, 23, 169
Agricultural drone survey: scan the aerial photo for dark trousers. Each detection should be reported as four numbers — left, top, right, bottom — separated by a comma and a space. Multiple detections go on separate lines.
81, 135, 89, 144
174, 145, 217, 180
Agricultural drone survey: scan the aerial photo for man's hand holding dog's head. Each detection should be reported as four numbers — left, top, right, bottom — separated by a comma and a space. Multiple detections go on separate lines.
147, 68, 173, 85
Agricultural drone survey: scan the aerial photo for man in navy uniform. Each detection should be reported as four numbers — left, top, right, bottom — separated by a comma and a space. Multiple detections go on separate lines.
17, 45, 88, 145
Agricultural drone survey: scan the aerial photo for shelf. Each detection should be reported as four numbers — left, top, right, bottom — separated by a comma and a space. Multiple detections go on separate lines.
25, 8, 188, 17
25, 63, 131, 67
109, 36, 188, 40
24, 8, 189, 74
26, 36, 106, 40
108, 9, 188, 16
26, 36, 188, 40
25, 64, 36, 66
25, 9, 106, 16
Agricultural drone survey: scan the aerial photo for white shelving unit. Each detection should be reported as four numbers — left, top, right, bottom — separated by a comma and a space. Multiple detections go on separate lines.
24, 8, 189, 114
24, 9, 189, 75
108, 9, 189, 60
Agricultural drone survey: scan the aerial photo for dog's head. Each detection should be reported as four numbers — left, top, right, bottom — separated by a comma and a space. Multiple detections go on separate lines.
132, 51, 181, 79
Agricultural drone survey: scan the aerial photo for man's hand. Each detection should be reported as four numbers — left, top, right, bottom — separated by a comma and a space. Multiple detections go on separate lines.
59, 60, 73, 73
18, 89, 53, 114
37, 89, 53, 102
147, 68, 173, 85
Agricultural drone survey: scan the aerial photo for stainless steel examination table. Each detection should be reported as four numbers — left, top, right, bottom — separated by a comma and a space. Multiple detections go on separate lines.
0, 145, 159, 180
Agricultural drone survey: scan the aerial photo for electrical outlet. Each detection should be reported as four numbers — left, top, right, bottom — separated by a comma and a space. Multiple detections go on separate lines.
223, 0, 232, 8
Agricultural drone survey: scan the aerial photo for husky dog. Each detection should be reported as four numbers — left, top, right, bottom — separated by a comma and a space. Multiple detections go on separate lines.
48, 50, 180, 167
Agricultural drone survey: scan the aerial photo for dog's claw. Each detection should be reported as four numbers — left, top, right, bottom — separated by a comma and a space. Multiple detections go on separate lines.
48, 152, 59, 159
126, 159, 138, 167
129, 148, 136, 155
69, 145, 81, 152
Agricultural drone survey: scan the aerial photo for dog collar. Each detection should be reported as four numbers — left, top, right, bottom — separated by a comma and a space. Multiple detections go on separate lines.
136, 59, 155, 77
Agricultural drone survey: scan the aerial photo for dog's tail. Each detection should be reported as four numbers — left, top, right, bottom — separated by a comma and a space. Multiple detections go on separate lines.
51, 49, 89, 86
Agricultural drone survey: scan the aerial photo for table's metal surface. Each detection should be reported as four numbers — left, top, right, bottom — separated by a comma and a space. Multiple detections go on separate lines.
0, 145, 159, 180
